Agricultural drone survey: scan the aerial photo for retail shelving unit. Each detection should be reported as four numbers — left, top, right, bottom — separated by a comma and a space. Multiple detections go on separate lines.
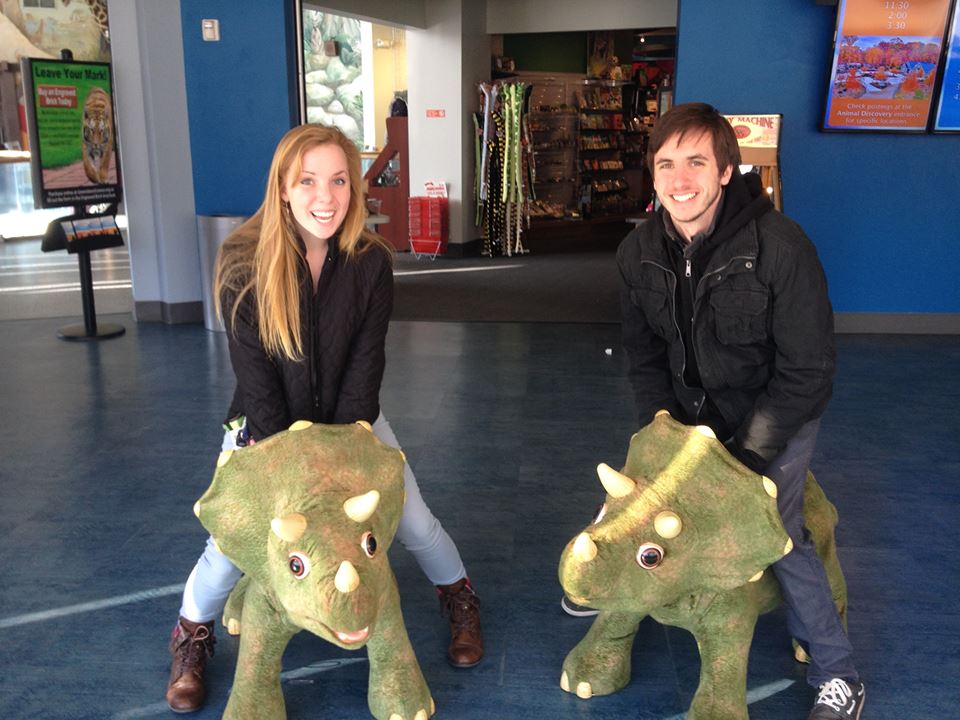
529, 112, 579, 219
578, 79, 649, 219
510, 73, 653, 251
527, 81, 579, 220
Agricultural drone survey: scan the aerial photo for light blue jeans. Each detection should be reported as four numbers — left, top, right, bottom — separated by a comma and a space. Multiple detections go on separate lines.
180, 413, 467, 622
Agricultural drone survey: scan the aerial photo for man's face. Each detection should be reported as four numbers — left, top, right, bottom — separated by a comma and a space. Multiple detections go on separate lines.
653, 130, 733, 242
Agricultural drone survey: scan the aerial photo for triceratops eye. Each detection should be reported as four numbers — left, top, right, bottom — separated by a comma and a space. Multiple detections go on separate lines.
592, 503, 607, 524
361, 531, 378, 558
636, 543, 664, 569
288, 551, 312, 579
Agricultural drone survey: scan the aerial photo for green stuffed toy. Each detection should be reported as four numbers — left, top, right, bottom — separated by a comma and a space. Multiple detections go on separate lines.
558, 411, 848, 720
194, 420, 434, 720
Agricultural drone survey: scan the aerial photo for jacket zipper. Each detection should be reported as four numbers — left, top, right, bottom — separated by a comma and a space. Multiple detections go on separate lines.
310, 251, 335, 419
690, 253, 757, 419
644, 259, 705, 421
309, 282, 319, 417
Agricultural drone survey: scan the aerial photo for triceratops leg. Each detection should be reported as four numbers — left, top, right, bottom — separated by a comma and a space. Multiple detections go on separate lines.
560, 611, 644, 699
222, 582, 298, 720
365, 572, 434, 720
686, 599, 759, 720
221, 575, 251, 636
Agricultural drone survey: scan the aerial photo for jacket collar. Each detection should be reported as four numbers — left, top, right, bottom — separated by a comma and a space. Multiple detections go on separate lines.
645, 169, 769, 270
294, 232, 342, 263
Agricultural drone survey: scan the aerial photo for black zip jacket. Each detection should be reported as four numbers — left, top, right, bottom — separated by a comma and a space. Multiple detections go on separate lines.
223, 237, 393, 441
617, 170, 836, 470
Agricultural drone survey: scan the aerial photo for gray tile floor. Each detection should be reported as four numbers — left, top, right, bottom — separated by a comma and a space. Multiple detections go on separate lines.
0, 236, 132, 322
1, 308, 958, 718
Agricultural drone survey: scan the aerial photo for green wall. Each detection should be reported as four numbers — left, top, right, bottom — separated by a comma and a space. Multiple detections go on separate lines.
503, 32, 586, 73
503, 30, 638, 75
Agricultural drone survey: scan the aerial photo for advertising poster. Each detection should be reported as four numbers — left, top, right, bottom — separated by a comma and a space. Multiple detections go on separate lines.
19, 58, 122, 208
933, 2, 960, 130
723, 115, 782, 148
823, 0, 952, 131
723, 114, 783, 211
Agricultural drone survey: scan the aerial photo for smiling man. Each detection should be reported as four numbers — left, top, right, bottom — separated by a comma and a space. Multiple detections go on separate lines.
614, 103, 865, 720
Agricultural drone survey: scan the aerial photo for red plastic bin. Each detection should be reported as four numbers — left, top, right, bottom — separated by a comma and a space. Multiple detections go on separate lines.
407, 196, 448, 258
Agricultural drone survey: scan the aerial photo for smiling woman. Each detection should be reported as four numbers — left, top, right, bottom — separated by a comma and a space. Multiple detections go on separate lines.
282, 143, 351, 286
164, 123, 484, 713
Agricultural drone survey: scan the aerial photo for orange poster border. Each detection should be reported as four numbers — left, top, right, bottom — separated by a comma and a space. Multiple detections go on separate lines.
823, 0, 953, 132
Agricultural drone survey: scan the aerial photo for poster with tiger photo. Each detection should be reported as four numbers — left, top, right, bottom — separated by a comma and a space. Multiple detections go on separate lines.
19, 58, 122, 208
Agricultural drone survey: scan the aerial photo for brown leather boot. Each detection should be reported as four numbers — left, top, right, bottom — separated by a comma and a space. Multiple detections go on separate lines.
165, 617, 216, 713
437, 578, 483, 668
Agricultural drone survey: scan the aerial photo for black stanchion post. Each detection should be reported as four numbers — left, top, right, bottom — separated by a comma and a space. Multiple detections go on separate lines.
77, 252, 97, 336
56, 203, 125, 341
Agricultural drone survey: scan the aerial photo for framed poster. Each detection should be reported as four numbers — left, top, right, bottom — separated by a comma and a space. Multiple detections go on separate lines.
933, 1, 960, 130
723, 114, 784, 211
822, 0, 953, 132
18, 58, 122, 208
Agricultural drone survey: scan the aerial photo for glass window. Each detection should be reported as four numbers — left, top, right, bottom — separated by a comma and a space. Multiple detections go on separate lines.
300, 8, 407, 151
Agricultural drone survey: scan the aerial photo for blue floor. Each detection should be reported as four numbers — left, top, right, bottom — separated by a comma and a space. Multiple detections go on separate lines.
0, 315, 958, 719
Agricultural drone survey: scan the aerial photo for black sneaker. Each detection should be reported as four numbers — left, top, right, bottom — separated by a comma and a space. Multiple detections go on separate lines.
560, 595, 599, 617
808, 678, 865, 720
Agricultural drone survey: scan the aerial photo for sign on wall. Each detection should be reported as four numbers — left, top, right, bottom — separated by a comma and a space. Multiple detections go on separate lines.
19, 58, 122, 208
723, 114, 783, 211
933, 1, 960, 130
822, 0, 953, 132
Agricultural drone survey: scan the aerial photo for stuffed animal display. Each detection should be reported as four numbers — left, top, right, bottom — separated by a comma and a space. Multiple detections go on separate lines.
558, 410, 847, 720
194, 420, 434, 720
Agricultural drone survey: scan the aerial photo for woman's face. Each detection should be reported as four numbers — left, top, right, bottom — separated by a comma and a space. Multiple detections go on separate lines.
282, 143, 351, 244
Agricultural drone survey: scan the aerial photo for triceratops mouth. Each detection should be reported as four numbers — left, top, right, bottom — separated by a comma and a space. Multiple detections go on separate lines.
333, 626, 369, 644
291, 611, 371, 646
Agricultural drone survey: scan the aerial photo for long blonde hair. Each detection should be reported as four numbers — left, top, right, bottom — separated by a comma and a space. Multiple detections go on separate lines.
214, 124, 392, 360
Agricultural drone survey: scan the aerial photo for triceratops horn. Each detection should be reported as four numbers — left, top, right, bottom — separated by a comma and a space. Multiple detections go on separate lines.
597, 463, 635, 498
572, 532, 598, 562
271, 513, 307, 543
335, 560, 360, 593
654, 510, 683, 539
343, 490, 381, 523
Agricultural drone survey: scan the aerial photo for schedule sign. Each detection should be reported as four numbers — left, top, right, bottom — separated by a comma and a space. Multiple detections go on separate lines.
933, 2, 960, 130
822, 0, 953, 131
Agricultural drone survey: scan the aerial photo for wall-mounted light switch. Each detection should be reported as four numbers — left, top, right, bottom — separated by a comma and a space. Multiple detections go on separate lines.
201, 19, 220, 42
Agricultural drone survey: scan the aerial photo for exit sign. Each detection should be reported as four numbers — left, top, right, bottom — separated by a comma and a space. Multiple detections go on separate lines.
426, 109, 446, 118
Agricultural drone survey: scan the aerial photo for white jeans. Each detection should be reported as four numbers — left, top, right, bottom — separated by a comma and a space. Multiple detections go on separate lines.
179, 413, 466, 622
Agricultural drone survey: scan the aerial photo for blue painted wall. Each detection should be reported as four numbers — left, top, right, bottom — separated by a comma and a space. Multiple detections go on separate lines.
677, 0, 959, 313
176, 1, 957, 313
179, 1, 298, 216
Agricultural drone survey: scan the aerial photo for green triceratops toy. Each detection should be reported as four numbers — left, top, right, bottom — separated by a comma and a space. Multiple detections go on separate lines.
558, 411, 847, 720
194, 420, 434, 720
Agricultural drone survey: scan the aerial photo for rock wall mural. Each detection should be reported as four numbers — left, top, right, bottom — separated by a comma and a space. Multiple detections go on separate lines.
1, 0, 111, 63
303, 9, 364, 148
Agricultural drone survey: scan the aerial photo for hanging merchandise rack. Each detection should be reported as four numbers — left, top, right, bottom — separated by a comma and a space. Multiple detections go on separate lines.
474, 81, 533, 257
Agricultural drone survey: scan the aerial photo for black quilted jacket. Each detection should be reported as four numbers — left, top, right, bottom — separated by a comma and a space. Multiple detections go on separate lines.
223, 237, 393, 441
